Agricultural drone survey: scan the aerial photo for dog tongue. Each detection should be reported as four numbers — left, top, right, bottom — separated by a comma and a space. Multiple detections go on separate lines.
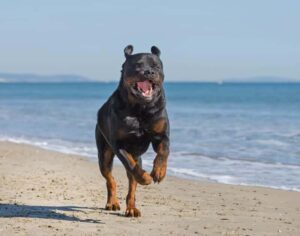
137, 80, 152, 92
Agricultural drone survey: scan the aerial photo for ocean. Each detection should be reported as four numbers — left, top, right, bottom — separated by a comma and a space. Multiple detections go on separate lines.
1, 82, 300, 191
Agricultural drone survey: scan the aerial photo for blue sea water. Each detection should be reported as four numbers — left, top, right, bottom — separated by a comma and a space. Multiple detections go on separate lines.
1, 82, 300, 191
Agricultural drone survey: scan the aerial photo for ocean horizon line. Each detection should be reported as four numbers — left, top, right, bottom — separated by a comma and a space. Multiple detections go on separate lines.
1, 80, 300, 84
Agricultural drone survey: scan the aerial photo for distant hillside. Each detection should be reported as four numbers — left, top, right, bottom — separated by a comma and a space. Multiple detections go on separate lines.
223, 76, 300, 83
0, 72, 93, 83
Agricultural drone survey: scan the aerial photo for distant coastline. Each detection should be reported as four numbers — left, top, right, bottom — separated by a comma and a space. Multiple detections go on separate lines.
0, 72, 299, 83
0, 72, 93, 83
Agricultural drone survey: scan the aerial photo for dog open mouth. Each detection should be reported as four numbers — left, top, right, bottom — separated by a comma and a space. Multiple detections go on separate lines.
135, 80, 154, 98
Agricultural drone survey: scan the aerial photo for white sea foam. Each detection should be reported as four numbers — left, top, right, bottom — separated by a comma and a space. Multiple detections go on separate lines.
255, 139, 289, 147
167, 167, 237, 184
0, 136, 97, 159
1, 135, 300, 192
167, 166, 300, 192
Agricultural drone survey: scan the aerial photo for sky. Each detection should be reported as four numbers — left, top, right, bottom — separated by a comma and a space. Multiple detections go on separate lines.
0, 0, 299, 82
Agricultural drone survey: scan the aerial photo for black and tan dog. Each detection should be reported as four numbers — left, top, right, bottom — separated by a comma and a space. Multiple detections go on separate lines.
95, 45, 170, 217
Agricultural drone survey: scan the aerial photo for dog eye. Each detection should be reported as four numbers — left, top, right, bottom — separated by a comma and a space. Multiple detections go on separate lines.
153, 64, 160, 69
135, 63, 143, 68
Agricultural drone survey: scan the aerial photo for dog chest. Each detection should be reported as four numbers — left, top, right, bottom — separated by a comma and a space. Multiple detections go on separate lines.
119, 115, 151, 138
124, 116, 140, 129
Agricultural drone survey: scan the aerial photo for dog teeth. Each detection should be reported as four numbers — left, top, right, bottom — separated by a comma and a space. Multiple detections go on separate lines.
135, 82, 153, 98
142, 87, 152, 97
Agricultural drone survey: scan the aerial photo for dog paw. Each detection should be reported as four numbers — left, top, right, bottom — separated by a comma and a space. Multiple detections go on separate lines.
151, 164, 167, 183
125, 207, 141, 217
134, 171, 152, 185
105, 202, 120, 211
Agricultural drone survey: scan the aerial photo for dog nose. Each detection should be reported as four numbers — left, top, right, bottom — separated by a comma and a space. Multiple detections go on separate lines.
144, 70, 155, 76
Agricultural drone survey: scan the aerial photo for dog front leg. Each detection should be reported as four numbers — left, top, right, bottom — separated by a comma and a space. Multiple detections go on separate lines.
117, 149, 152, 185
151, 135, 170, 183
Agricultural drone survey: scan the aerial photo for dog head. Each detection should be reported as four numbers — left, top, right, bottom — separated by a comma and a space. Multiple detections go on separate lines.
120, 45, 164, 103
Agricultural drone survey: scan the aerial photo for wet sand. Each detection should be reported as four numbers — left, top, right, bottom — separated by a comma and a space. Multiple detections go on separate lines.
0, 141, 299, 235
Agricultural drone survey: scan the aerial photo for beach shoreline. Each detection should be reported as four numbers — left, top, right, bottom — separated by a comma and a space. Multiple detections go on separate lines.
0, 141, 299, 235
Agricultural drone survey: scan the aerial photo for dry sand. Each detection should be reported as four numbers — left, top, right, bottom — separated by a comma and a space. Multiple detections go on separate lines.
0, 141, 299, 235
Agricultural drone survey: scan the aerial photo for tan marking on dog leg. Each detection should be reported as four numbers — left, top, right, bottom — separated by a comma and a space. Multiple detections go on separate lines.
119, 149, 152, 185
125, 172, 141, 217
101, 148, 120, 211
119, 149, 136, 170
151, 142, 169, 183
152, 118, 166, 133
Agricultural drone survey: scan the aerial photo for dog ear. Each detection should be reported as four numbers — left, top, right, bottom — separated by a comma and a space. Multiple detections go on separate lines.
124, 45, 133, 58
151, 46, 161, 57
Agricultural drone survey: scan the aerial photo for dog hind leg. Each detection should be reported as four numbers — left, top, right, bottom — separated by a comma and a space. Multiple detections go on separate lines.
96, 126, 120, 211
125, 170, 141, 217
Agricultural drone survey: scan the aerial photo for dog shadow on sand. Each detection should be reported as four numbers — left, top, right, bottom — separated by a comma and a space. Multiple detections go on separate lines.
0, 203, 103, 224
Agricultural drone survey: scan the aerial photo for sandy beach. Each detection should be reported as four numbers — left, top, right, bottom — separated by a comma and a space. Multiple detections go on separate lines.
0, 141, 299, 235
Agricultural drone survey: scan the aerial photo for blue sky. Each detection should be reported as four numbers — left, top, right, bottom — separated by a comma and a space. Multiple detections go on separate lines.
0, 0, 299, 81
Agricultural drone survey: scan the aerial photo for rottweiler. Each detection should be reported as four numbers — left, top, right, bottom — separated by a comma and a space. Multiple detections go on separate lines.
95, 45, 170, 217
